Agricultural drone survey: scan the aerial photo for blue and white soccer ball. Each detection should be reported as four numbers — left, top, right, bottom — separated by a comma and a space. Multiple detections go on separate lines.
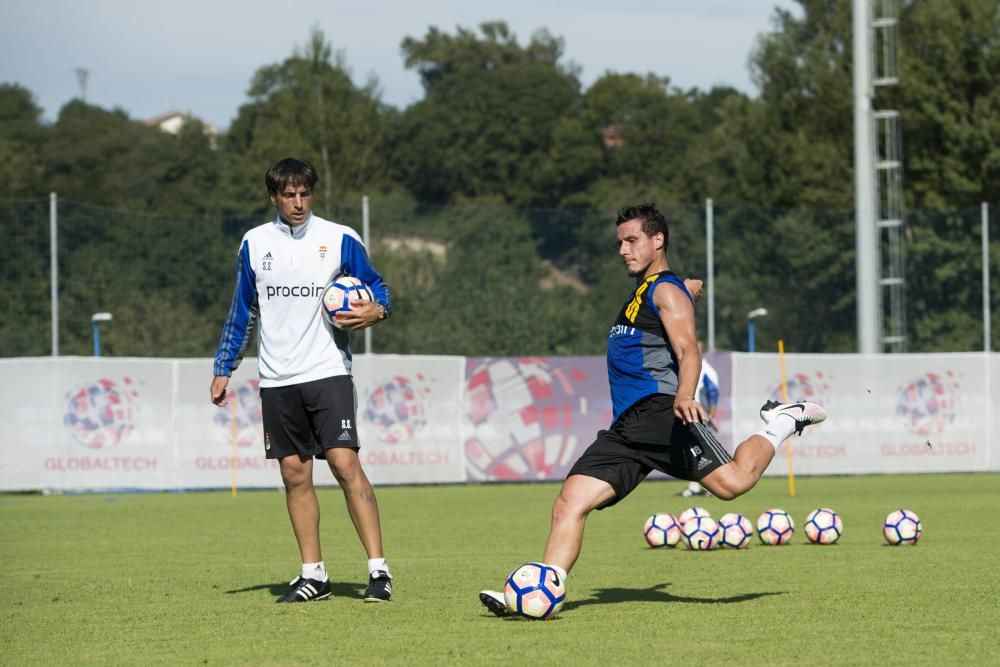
681, 516, 720, 550
503, 562, 566, 620
804, 508, 843, 544
644, 513, 682, 548
757, 509, 794, 545
883, 509, 921, 546
677, 506, 711, 525
321, 275, 374, 328
718, 512, 754, 549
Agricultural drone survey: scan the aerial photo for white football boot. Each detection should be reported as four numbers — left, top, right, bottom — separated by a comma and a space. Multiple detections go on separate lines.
759, 400, 827, 435
479, 590, 511, 617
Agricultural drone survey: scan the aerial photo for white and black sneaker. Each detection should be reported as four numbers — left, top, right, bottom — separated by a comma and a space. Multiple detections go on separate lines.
759, 400, 827, 435
364, 570, 392, 602
479, 590, 511, 617
275, 576, 332, 603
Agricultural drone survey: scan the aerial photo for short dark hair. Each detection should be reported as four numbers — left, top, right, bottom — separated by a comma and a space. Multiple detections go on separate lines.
265, 158, 318, 195
615, 202, 668, 249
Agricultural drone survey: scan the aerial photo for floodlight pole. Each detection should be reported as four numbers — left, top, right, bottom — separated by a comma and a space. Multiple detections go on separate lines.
706, 198, 715, 351
91, 312, 112, 357
50, 192, 59, 356
747, 308, 768, 353
362, 195, 372, 355
984, 202, 991, 352
854, 0, 880, 353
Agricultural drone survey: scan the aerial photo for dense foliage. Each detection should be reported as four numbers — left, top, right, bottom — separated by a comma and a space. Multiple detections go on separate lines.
2, 1, 999, 357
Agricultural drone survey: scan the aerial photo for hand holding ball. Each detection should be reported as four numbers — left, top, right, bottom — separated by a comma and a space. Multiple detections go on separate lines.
322, 276, 374, 329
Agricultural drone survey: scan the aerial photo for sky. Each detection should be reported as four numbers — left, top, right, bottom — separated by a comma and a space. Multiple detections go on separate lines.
0, 0, 797, 131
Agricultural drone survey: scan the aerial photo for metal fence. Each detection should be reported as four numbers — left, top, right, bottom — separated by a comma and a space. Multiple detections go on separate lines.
1, 197, 995, 358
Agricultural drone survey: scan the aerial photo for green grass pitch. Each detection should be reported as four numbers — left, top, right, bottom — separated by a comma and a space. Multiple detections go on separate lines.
3, 473, 998, 665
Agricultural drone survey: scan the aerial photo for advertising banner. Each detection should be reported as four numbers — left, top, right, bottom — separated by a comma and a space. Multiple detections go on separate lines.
730, 352, 992, 475
0, 358, 176, 491
463, 357, 611, 482
1, 351, 997, 492
352, 354, 467, 484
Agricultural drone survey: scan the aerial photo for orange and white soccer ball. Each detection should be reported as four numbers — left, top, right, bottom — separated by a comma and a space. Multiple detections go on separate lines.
678, 506, 711, 524
503, 562, 566, 620
757, 509, 794, 545
718, 512, 754, 549
681, 516, 720, 550
883, 509, 921, 546
643, 513, 682, 548
804, 508, 843, 544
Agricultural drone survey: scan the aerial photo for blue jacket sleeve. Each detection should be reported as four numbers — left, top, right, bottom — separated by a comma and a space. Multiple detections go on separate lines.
340, 235, 392, 312
213, 240, 258, 376
702, 374, 720, 407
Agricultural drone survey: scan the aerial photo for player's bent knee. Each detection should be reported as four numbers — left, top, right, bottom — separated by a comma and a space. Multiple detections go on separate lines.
700, 466, 751, 501
551, 492, 586, 523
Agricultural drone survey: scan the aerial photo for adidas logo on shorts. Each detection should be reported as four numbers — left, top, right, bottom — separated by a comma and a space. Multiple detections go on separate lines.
337, 430, 352, 441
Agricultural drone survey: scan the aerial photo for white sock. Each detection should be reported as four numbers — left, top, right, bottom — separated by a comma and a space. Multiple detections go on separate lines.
368, 558, 391, 578
551, 565, 568, 582
756, 413, 797, 450
302, 561, 327, 582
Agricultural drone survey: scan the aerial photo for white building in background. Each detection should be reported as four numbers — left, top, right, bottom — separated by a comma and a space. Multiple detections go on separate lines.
144, 110, 219, 147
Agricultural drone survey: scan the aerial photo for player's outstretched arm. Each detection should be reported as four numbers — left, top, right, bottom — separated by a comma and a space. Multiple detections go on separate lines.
653, 282, 706, 424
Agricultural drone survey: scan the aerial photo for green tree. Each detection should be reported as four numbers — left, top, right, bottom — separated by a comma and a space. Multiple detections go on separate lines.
222, 27, 389, 216
0, 84, 47, 198
902, 0, 1000, 208
392, 22, 582, 206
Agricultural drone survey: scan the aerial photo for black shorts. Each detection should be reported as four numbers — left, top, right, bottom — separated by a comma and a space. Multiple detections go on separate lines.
567, 394, 732, 508
259, 375, 360, 460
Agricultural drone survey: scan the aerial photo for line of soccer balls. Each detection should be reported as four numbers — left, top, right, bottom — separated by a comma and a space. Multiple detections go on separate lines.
500, 509, 923, 622
643, 506, 923, 550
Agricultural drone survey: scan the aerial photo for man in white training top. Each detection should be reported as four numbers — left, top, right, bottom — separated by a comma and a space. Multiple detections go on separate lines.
211, 157, 394, 603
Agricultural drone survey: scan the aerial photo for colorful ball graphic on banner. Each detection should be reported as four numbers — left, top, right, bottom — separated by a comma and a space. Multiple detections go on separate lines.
768, 372, 829, 403
464, 358, 587, 481
362, 375, 431, 444
896, 372, 958, 436
63, 378, 138, 449
212, 379, 262, 448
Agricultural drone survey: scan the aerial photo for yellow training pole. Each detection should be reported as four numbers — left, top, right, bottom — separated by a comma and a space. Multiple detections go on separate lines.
778, 339, 796, 497
230, 395, 239, 497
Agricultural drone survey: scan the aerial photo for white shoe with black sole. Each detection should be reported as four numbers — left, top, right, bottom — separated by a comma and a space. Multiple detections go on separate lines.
479, 590, 511, 617
759, 400, 827, 435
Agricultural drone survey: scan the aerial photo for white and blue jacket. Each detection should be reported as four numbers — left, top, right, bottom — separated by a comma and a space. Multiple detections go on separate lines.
213, 213, 391, 388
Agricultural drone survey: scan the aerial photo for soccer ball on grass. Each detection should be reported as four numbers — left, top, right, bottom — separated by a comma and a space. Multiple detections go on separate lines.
643, 513, 682, 548
504, 562, 566, 619
677, 506, 711, 524
681, 516, 720, 550
718, 512, 754, 549
883, 509, 921, 546
804, 508, 843, 544
757, 509, 794, 545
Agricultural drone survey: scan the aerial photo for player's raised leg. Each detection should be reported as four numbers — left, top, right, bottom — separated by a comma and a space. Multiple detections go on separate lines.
699, 401, 826, 500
